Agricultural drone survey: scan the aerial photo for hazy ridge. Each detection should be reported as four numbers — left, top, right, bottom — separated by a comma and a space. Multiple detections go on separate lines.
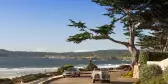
0, 49, 130, 59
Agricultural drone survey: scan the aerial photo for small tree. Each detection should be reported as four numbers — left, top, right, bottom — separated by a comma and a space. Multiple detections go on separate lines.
85, 59, 98, 71
56, 64, 74, 74
67, 0, 168, 67
138, 52, 148, 66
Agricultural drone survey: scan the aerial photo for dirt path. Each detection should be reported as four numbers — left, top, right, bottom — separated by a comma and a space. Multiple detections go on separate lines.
48, 71, 138, 84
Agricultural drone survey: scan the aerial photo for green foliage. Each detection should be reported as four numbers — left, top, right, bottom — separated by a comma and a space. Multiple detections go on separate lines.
68, 19, 87, 31
67, 32, 91, 44
0, 78, 14, 84
56, 66, 65, 74
133, 80, 141, 84
85, 60, 98, 71
148, 52, 168, 61
163, 66, 168, 83
63, 64, 74, 70
12, 73, 52, 83
133, 76, 166, 84
137, 27, 168, 51
121, 70, 133, 78
147, 76, 166, 84
67, 0, 168, 68
140, 64, 163, 83
56, 64, 74, 74
138, 52, 148, 65
115, 65, 131, 70
78, 68, 86, 71
138, 52, 168, 61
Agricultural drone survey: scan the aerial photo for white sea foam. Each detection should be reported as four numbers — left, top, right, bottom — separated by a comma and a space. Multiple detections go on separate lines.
0, 63, 129, 78
0, 67, 58, 78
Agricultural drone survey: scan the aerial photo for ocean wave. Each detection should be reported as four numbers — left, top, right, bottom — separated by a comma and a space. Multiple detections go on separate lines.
97, 63, 130, 68
0, 63, 129, 78
0, 67, 58, 71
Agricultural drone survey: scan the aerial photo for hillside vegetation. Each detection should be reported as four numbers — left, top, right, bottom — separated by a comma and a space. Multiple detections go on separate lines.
0, 49, 131, 60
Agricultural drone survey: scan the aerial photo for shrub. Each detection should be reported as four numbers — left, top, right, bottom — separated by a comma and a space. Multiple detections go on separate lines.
56, 64, 74, 74
163, 66, 168, 83
148, 52, 168, 61
63, 64, 74, 70
85, 60, 98, 71
12, 73, 51, 83
147, 76, 166, 84
140, 64, 162, 83
79, 68, 86, 71
133, 76, 166, 84
133, 80, 141, 84
115, 65, 131, 70
0, 78, 14, 84
138, 52, 168, 61
121, 70, 133, 78
138, 52, 148, 65
56, 66, 64, 74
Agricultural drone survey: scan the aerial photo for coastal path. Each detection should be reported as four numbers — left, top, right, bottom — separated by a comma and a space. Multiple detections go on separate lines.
48, 71, 137, 84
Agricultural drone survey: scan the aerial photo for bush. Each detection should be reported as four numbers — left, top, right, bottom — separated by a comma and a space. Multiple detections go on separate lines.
139, 52, 148, 65
163, 66, 168, 83
133, 80, 141, 84
115, 65, 131, 70
63, 64, 74, 70
0, 78, 14, 84
133, 76, 166, 84
79, 68, 86, 71
140, 64, 162, 83
85, 60, 98, 71
147, 52, 168, 61
12, 73, 51, 83
121, 70, 133, 78
56, 64, 74, 74
147, 76, 166, 84
56, 66, 64, 74
138, 52, 168, 61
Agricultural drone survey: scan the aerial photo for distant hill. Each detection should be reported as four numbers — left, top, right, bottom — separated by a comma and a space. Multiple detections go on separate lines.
0, 49, 130, 59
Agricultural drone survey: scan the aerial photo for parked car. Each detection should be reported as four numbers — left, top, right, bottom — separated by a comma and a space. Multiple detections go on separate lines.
91, 69, 110, 83
63, 68, 80, 77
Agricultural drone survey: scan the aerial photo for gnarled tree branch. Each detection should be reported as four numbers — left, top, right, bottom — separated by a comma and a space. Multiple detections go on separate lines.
107, 36, 129, 46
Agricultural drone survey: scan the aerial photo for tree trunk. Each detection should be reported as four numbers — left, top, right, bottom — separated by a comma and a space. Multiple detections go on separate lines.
108, 21, 141, 69
128, 46, 139, 68
127, 22, 140, 68
163, 37, 168, 52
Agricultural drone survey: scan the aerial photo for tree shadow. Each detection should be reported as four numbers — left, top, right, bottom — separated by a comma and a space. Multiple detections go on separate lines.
110, 81, 133, 84
94, 81, 133, 84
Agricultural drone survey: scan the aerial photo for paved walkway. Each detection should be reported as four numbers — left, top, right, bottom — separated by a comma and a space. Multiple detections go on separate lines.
16, 75, 63, 84
48, 71, 138, 84
16, 78, 49, 84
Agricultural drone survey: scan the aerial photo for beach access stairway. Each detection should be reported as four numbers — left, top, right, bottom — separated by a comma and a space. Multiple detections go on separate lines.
147, 58, 168, 70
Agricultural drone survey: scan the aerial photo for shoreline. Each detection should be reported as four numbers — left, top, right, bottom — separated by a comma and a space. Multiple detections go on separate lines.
0, 64, 130, 79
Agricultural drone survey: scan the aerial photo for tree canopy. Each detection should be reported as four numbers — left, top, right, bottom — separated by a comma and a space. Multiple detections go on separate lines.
137, 27, 168, 52
68, 0, 168, 44
67, 0, 168, 65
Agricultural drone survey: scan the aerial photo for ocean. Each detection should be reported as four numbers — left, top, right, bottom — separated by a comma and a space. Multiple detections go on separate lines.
0, 57, 130, 78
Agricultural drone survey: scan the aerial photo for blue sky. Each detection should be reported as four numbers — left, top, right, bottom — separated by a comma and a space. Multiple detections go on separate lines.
0, 0, 128, 52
